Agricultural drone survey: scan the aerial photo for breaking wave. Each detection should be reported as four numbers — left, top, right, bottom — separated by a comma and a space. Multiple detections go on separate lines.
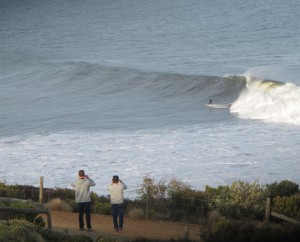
230, 75, 300, 125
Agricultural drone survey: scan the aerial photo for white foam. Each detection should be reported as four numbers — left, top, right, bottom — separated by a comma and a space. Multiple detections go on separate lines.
230, 76, 300, 125
1, 124, 300, 198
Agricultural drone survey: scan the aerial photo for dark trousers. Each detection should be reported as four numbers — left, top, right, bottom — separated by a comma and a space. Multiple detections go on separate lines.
112, 203, 124, 229
78, 202, 92, 229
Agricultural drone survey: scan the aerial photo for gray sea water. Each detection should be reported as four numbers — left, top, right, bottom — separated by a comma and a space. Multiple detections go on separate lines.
0, 0, 299, 197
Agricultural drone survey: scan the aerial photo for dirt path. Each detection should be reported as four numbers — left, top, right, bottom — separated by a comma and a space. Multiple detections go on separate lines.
47, 211, 201, 241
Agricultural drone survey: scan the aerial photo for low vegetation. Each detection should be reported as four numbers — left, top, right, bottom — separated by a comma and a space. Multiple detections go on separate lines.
200, 218, 300, 242
0, 178, 300, 242
0, 219, 93, 242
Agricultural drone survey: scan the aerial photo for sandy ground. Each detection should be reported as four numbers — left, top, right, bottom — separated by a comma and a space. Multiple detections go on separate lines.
45, 211, 201, 241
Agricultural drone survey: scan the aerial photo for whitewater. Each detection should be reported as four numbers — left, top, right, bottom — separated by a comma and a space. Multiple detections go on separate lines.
230, 75, 300, 125
0, 0, 300, 197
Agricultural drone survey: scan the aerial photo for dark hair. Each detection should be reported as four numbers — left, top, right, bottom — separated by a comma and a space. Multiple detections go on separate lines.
78, 170, 85, 177
112, 175, 119, 183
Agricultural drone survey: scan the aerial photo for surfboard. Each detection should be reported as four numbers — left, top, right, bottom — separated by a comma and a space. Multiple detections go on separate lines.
205, 103, 231, 109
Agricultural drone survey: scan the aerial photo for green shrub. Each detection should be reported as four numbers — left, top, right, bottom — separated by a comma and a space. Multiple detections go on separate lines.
39, 227, 93, 242
210, 218, 256, 242
229, 180, 266, 219
0, 182, 26, 199
204, 184, 231, 210
1, 178, 300, 227
266, 180, 299, 198
167, 178, 191, 196
3, 201, 32, 220
205, 180, 266, 220
0, 219, 93, 242
272, 193, 300, 219
148, 198, 171, 220
137, 177, 168, 200
0, 219, 41, 242
167, 178, 208, 221
0, 200, 45, 227
136, 177, 210, 222
94, 202, 111, 215
9, 201, 35, 209
169, 189, 208, 222
251, 223, 300, 242
201, 219, 300, 242
0, 201, 6, 207
91, 192, 110, 203
125, 198, 145, 212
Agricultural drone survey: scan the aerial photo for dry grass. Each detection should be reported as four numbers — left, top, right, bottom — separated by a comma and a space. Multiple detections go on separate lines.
45, 198, 72, 212
128, 208, 145, 220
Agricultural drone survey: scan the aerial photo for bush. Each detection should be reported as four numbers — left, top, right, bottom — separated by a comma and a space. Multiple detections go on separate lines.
8, 201, 35, 223
91, 193, 110, 204
9, 201, 35, 209
0, 182, 26, 199
93, 202, 111, 215
0, 200, 45, 226
204, 184, 230, 210
137, 177, 168, 200
136, 177, 209, 222
0, 219, 93, 242
266, 180, 299, 198
1, 178, 300, 226
272, 193, 300, 219
169, 189, 208, 222
0, 219, 42, 242
201, 219, 300, 242
205, 180, 266, 220
39, 227, 93, 242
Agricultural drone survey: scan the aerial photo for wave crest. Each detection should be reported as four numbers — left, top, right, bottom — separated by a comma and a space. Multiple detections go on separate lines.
230, 76, 300, 125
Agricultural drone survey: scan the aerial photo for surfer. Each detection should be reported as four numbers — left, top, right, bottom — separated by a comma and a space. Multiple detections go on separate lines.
208, 99, 213, 104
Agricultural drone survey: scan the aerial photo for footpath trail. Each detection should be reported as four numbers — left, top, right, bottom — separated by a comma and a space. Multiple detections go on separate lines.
47, 211, 201, 241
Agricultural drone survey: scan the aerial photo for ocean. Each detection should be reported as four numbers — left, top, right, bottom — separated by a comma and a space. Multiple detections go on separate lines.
0, 0, 299, 198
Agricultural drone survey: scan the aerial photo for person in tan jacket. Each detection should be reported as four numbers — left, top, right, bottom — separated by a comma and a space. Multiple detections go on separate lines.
107, 175, 127, 232
72, 170, 96, 231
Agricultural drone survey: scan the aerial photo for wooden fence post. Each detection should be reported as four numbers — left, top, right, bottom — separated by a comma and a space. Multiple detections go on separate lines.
146, 186, 150, 219
39, 176, 44, 204
46, 209, 52, 230
184, 226, 189, 240
264, 197, 271, 224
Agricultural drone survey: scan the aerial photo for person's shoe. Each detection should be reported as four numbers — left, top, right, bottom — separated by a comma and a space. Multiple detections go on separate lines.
114, 227, 119, 232
87, 228, 93, 232
118, 227, 123, 232
79, 228, 86, 231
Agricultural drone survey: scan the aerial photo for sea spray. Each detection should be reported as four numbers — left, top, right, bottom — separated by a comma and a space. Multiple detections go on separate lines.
230, 76, 300, 125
